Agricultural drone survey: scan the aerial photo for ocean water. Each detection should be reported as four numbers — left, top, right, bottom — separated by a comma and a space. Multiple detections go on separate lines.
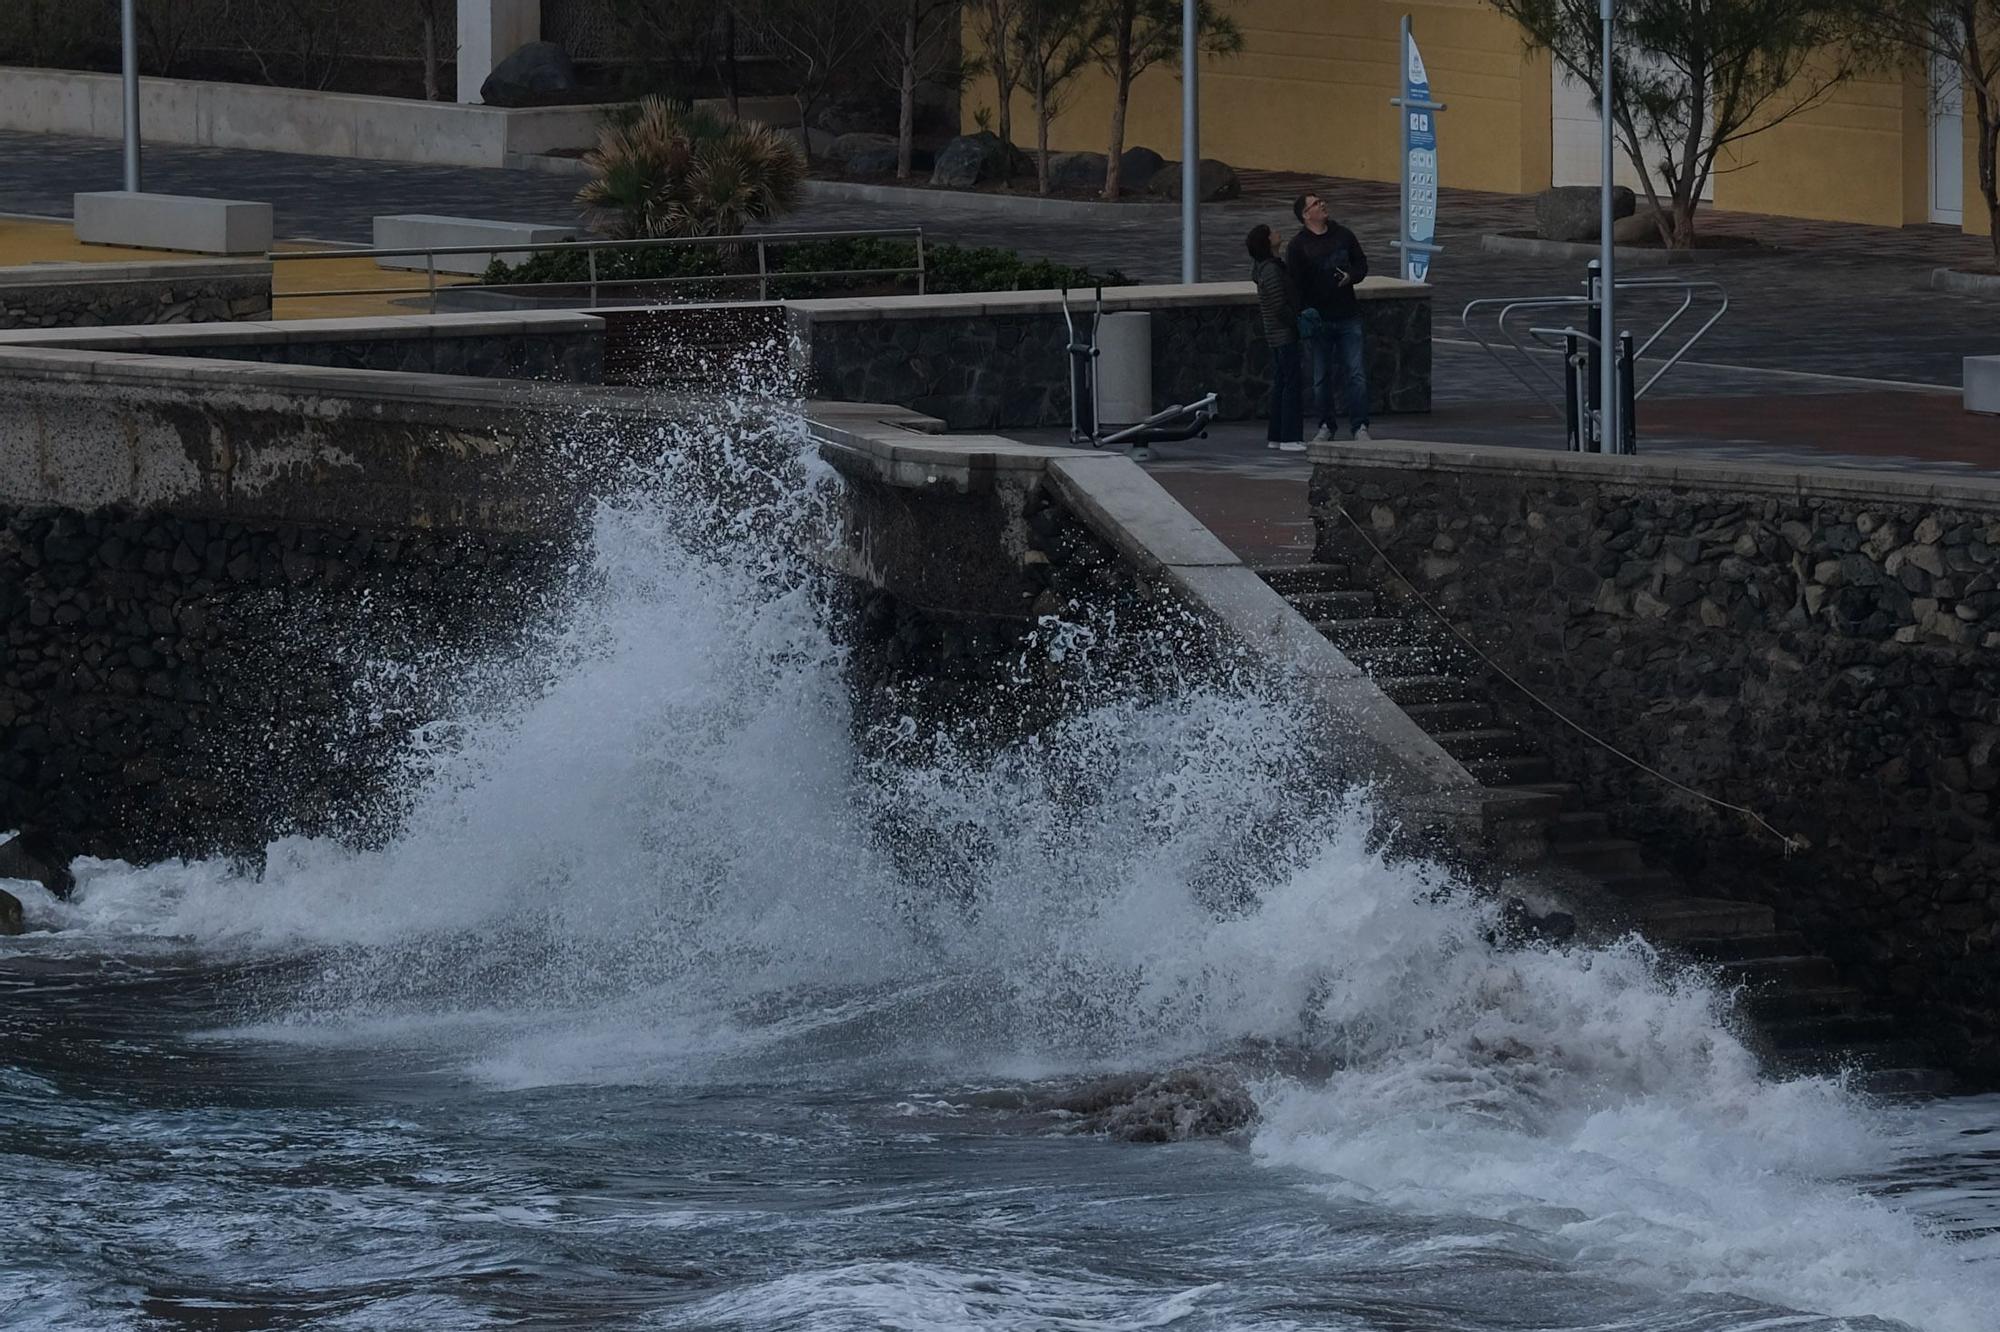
1, 402, 1996, 1331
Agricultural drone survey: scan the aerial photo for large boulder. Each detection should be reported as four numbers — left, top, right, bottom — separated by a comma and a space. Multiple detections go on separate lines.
780, 125, 838, 162
0, 832, 71, 899
930, 131, 1027, 188
1146, 158, 1241, 203
1613, 206, 1669, 245
479, 41, 580, 108
1535, 185, 1635, 243
1053, 1068, 1258, 1143
813, 95, 897, 137
831, 132, 899, 175
1046, 150, 1108, 193
0, 887, 20, 936
1117, 146, 1166, 191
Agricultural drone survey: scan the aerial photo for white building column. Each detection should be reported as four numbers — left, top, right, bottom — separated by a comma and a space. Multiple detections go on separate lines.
457, 0, 542, 103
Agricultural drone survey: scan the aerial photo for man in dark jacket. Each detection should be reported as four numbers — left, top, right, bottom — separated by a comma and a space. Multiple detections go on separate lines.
1286, 191, 1370, 442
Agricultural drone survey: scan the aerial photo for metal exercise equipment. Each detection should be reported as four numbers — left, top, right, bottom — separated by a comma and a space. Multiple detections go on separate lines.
1062, 288, 1218, 462
1461, 262, 1728, 454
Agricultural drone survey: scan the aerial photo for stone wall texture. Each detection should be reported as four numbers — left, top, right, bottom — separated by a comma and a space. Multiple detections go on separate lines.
1311, 447, 2000, 1070
0, 265, 272, 329
797, 294, 1430, 431
162, 330, 603, 383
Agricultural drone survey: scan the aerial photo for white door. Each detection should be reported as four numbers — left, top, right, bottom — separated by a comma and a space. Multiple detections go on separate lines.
1551, 65, 1712, 200
1933, 53, 1965, 226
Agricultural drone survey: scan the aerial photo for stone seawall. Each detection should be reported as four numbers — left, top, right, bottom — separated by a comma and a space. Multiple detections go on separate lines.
0, 348, 676, 861
0, 261, 272, 329
792, 282, 1431, 431
1310, 442, 2000, 1068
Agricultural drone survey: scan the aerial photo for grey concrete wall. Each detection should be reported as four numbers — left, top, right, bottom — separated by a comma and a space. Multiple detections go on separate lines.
0, 348, 676, 861
1310, 441, 2000, 1068
0, 312, 605, 384
791, 282, 1431, 431
0, 261, 271, 329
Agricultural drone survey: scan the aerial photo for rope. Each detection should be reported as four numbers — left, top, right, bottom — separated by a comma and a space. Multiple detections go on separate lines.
1331, 503, 1809, 856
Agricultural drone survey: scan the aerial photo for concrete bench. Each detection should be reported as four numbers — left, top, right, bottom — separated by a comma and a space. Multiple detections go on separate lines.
1967, 356, 2000, 415
372, 215, 580, 275
73, 192, 273, 255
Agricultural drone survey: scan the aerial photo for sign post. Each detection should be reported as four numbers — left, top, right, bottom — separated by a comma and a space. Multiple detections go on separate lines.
1389, 15, 1443, 282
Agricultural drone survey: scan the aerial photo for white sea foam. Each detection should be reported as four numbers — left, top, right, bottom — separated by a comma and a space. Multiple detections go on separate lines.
27, 399, 2000, 1330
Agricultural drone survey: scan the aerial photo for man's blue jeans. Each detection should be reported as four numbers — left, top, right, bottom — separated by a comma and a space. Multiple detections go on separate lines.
1307, 315, 1369, 435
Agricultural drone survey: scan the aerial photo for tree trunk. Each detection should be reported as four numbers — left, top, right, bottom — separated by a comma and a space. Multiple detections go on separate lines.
1034, 35, 1051, 193
796, 95, 816, 167
1102, 17, 1134, 200
1978, 85, 2000, 267
724, 8, 741, 119
897, 1, 918, 180
421, 13, 440, 101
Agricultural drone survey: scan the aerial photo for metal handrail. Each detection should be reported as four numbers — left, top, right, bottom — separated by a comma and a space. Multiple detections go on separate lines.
269, 226, 929, 312
1461, 275, 1727, 411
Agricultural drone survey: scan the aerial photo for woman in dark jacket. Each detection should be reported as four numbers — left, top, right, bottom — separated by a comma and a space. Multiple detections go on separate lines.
1247, 224, 1304, 451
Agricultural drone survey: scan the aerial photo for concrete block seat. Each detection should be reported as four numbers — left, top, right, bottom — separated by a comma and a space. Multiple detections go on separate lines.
372, 215, 580, 275
1966, 355, 2000, 415
73, 192, 272, 256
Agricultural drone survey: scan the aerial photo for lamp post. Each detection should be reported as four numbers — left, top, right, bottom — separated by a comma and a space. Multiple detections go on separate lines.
1181, 0, 1199, 283
1599, 0, 1616, 451
121, 0, 142, 192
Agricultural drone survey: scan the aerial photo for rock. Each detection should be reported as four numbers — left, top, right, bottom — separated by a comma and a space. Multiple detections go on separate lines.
478, 42, 580, 108
0, 887, 19, 936
780, 125, 838, 162
1613, 206, 1668, 245
1117, 146, 1166, 190
1053, 1067, 1258, 1142
1146, 158, 1241, 203
1045, 150, 1108, 193
929, 131, 1026, 188
1535, 185, 1635, 243
830, 132, 897, 165
812, 95, 897, 137
0, 831, 70, 899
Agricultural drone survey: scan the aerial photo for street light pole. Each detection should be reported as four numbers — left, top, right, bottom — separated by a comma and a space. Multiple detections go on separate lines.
1181, 0, 1199, 283
1599, 0, 1617, 451
120, 0, 142, 192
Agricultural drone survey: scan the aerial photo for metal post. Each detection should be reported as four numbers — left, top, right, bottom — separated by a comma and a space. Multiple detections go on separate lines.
915, 230, 927, 294
1599, 0, 1617, 456
427, 252, 437, 314
1617, 329, 1637, 453
120, 0, 142, 192
587, 248, 599, 308
1563, 332, 1583, 451
1585, 260, 1604, 451
1180, 0, 1199, 283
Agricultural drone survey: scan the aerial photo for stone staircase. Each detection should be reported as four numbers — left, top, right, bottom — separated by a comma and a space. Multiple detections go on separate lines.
1258, 561, 1956, 1096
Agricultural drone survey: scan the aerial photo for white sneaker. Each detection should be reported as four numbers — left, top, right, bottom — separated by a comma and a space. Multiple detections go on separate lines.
1351, 425, 1372, 442
1128, 444, 1152, 462
1267, 440, 1283, 450
1278, 441, 1307, 453
1311, 424, 1334, 443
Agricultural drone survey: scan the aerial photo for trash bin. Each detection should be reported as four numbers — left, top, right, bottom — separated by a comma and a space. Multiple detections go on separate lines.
1095, 312, 1153, 428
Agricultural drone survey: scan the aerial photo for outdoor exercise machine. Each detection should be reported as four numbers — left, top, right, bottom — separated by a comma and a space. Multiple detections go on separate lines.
1461, 262, 1728, 454
1062, 287, 1218, 463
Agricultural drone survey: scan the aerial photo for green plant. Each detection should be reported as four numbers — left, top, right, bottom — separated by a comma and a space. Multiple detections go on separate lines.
577, 96, 806, 239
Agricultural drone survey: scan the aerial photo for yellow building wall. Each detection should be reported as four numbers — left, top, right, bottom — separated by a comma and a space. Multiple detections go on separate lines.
965, 0, 1549, 195
1709, 62, 1920, 227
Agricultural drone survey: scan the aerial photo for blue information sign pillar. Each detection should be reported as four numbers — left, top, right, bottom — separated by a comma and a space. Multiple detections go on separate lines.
1389, 16, 1444, 282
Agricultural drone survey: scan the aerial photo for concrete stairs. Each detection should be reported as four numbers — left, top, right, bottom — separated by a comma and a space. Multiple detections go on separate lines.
1256, 561, 1956, 1097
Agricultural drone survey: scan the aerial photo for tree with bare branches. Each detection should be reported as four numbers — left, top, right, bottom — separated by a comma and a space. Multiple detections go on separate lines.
1091, 0, 1240, 200
753, 0, 893, 165
1486, 0, 1873, 247
1875, 3, 2000, 262
875, 0, 968, 180
969, 0, 1027, 169
1016, 0, 1103, 192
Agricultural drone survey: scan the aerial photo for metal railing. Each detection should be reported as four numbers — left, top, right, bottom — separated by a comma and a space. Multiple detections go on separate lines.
269, 227, 928, 313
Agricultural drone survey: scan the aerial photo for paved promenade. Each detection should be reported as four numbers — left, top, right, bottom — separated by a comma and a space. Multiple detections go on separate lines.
3, 127, 1997, 528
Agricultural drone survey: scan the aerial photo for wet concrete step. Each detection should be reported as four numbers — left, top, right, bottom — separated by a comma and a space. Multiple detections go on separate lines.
1760, 1011, 1902, 1050
1548, 810, 1611, 844
1550, 838, 1648, 876
1254, 563, 1352, 595
1315, 617, 1440, 649
1769, 1042, 1959, 1096
1677, 932, 1810, 963
1288, 590, 1377, 620
1399, 698, 1493, 730
1714, 954, 1841, 988
1429, 727, 1535, 761
1635, 897, 1778, 939
1596, 868, 1681, 899
1340, 643, 1469, 676
1741, 985, 1865, 1020
1462, 754, 1557, 786
1375, 674, 1479, 705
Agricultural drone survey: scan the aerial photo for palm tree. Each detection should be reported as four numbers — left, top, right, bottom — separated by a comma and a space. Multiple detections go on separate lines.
578, 98, 806, 239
